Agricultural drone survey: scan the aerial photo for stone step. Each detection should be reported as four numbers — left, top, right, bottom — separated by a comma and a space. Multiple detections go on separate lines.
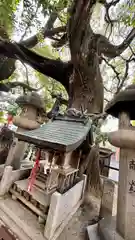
10, 179, 51, 208
34, 180, 46, 191
0, 198, 45, 240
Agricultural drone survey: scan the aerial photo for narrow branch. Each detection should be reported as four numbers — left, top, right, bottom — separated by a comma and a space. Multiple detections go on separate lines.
115, 55, 133, 94
53, 33, 68, 48
21, 26, 66, 48
104, 85, 113, 93
104, 97, 110, 103
104, 0, 121, 22
102, 57, 121, 82
20, 2, 40, 41
115, 60, 129, 94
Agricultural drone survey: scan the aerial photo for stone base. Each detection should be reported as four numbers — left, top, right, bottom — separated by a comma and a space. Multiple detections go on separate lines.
44, 174, 87, 240
98, 216, 123, 240
0, 174, 87, 240
87, 223, 100, 240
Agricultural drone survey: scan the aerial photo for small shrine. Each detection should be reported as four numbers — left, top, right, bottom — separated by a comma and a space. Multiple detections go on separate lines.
99, 84, 135, 240
7, 112, 92, 240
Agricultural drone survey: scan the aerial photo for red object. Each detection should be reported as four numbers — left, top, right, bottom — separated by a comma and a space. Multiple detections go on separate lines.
7, 114, 13, 125
27, 149, 41, 192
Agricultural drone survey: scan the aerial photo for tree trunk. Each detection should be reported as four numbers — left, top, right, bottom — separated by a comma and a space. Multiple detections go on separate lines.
68, 0, 104, 113
70, 57, 104, 113
67, 0, 104, 197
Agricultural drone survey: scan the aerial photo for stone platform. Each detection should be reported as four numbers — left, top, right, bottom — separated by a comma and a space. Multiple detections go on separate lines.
10, 179, 51, 223
0, 174, 86, 240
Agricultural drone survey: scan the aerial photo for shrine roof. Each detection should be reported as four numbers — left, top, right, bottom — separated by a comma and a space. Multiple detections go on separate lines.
105, 84, 135, 119
15, 116, 92, 152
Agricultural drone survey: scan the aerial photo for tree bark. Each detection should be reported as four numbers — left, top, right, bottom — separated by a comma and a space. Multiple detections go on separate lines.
67, 0, 103, 113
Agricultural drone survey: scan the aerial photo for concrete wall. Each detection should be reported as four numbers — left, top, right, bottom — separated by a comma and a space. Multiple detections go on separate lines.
44, 175, 87, 240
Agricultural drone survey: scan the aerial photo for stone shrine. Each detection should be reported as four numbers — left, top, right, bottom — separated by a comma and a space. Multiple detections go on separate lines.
0, 111, 92, 240
99, 84, 135, 240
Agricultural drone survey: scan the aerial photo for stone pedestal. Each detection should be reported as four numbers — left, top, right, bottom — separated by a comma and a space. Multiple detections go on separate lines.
44, 174, 87, 240
105, 112, 135, 240
116, 148, 135, 239
99, 216, 123, 240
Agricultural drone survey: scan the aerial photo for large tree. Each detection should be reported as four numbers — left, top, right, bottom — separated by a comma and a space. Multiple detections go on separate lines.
0, 0, 134, 113
0, 0, 134, 193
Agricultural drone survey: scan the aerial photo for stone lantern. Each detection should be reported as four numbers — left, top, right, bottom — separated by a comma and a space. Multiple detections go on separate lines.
5, 92, 46, 170
99, 84, 135, 240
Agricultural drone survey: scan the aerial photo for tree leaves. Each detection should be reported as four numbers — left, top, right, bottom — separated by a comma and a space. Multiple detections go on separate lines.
0, 0, 20, 34
33, 44, 59, 59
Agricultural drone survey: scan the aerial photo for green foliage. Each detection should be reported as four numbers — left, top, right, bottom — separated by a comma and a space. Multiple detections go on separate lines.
7, 104, 18, 116
93, 121, 108, 146
33, 44, 59, 59
33, 43, 67, 111
38, 0, 70, 24
37, 75, 68, 111
0, 0, 20, 34
119, 1, 135, 27
0, 111, 6, 123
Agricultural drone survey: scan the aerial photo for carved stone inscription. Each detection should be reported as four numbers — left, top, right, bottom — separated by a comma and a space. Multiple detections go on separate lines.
129, 160, 135, 170
129, 180, 135, 193
128, 159, 135, 193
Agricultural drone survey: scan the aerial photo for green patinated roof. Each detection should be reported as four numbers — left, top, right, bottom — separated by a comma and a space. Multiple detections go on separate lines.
15, 117, 92, 152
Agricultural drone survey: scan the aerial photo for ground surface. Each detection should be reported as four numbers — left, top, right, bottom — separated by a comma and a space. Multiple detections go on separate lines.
58, 195, 101, 240
58, 184, 117, 240
0, 194, 101, 240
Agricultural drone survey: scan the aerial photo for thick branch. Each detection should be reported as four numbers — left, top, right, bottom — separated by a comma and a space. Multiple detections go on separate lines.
6, 82, 39, 91
0, 82, 38, 92
98, 28, 135, 58
21, 26, 66, 48
68, 0, 96, 56
0, 40, 72, 91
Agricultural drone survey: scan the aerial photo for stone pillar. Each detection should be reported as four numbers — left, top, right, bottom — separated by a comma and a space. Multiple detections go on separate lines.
5, 105, 40, 170
0, 166, 13, 196
116, 112, 135, 240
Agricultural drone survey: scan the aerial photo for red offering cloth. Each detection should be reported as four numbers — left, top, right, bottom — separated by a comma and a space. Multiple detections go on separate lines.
7, 114, 13, 125
27, 149, 41, 192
